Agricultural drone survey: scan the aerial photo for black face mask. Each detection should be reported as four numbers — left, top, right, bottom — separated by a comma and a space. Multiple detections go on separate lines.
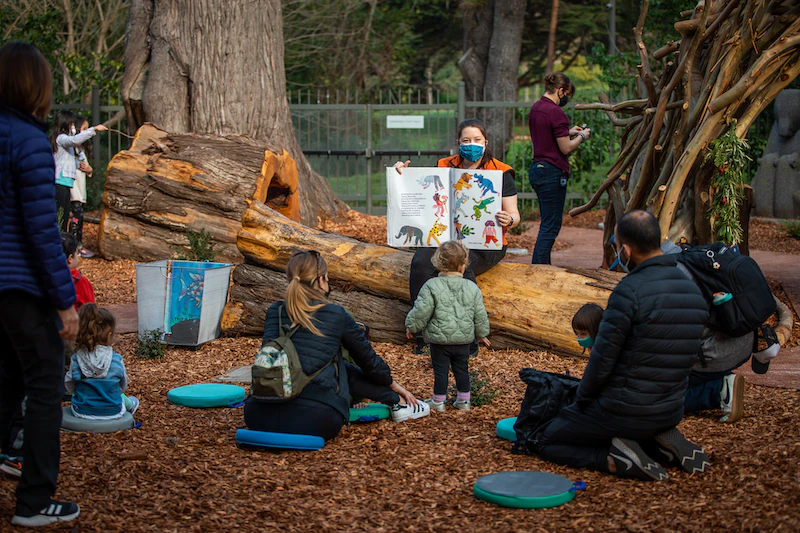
325, 287, 332, 298
558, 94, 569, 107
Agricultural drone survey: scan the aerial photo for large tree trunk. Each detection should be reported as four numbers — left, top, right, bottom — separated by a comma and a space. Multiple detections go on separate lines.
223, 200, 621, 357
546, 0, 559, 74
458, 0, 526, 157
99, 124, 300, 262
120, 0, 347, 227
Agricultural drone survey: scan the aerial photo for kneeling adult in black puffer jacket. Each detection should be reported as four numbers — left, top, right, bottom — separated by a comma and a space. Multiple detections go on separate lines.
244, 251, 429, 440
535, 211, 709, 481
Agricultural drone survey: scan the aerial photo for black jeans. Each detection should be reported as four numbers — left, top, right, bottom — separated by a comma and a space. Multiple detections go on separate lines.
0, 291, 65, 514
55, 185, 71, 232
243, 362, 400, 441
684, 354, 750, 413
536, 402, 672, 473
529, 161, 567, 265
69, 201, 84, 243
430, 344, 470, 395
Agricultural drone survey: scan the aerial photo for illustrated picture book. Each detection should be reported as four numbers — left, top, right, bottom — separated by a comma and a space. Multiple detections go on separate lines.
386, 167, 503, 250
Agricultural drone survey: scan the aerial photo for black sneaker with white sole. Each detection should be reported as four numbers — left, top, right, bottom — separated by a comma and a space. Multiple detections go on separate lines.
11, 500, 80, 527
609, 438, 669, 481
653, 427, 711, 474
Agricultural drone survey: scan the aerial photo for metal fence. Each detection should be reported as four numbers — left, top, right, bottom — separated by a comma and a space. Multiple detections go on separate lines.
56, 82, 774, 216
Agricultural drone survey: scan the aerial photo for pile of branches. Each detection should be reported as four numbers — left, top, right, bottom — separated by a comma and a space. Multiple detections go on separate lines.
572, 0, 799, 258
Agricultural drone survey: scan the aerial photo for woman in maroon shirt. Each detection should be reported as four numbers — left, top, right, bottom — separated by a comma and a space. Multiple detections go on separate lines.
528, 72, 591, 264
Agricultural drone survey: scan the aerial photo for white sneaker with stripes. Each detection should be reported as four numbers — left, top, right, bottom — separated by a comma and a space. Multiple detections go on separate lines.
391, 401, 430, 422
11, 500, 80, 527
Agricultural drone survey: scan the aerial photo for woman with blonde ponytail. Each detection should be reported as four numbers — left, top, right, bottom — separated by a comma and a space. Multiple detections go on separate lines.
244, 250, 429, 440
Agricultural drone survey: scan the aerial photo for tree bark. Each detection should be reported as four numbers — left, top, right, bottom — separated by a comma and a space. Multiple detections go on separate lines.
120, 0, 347, 227
225, 200, 620, 357
546, 0, 559, 74
99, 124, 300, 263
458, 0, 526, 157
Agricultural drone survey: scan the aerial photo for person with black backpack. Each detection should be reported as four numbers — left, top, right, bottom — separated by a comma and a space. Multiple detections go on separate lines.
533, 211, 710, 481
243, 250, 429, 440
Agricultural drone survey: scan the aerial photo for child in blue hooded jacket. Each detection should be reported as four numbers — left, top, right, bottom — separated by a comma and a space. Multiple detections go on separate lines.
65, 304, 139, 418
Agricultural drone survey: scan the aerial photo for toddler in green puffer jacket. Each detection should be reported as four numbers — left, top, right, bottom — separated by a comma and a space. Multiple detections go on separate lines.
405, 241, 490, 412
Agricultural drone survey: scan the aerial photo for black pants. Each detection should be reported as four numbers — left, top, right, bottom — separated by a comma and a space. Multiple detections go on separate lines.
409, 247, 507, 302
536, 402, 673, 473
0, 291, 65, 514
55, 185, 71, 232
430, 344, 470, 395
243, 362, 400, 441
529, 161, 567, 265
69, 201, 84, 243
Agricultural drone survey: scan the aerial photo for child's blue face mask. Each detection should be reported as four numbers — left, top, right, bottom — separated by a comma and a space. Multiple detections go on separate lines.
459, 143, 485, 162
577, 336, 594, 348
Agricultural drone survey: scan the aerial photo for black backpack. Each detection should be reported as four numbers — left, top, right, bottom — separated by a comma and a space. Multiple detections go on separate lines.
676, 243, 775, 338
511, 369, 580, 455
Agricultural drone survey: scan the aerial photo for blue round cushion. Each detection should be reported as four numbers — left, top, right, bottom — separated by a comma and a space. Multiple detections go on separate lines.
496, 417, 517, 442
235, 429, 325, 451
168, 384, 246, 408
61, 406, 134, 433
349, 404, 391, 423
474, 471, 579, 509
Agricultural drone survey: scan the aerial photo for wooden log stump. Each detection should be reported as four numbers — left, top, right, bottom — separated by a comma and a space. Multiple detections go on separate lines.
99, 123, 300, 263
224, 200, 621, 357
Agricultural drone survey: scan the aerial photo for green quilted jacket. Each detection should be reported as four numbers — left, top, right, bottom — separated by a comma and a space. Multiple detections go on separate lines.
405, 274, 491, 345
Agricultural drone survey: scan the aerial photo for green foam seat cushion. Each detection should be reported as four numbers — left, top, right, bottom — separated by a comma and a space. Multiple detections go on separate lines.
168, 384, 246, 408
474, 471, 581, 509
496, 417, 517, 441
349, 404, 391, 423
61, 406, 134, 433
235, 429, 324, 451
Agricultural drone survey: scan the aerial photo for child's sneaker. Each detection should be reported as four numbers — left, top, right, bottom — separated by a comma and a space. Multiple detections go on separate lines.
391, 401, 430, 422
424, 398, 446, 412
12, 500, 80, 527
129, 396, 140, 415
0, 456, 22, 478
453, 399, 471, 411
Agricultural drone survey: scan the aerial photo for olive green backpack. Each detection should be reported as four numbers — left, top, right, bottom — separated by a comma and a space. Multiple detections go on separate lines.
251, 304, 335, 401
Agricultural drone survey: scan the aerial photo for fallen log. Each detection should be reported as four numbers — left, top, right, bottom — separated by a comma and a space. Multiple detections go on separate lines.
224, 200, 621, 357
99, 123, 301, 263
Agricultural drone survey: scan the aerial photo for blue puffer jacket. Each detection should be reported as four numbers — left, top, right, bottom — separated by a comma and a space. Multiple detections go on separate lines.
260, 301, 394, 419
577, 254, 708, 428
0, 106, 75, 309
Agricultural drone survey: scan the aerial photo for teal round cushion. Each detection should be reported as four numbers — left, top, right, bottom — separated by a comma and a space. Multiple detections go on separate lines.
349, 404, 391, 423
61, 406, 134, 433
474, 471, 576, 509
235, 429, 324, 451
168, 384, 246, 408
496, 417, 517, 441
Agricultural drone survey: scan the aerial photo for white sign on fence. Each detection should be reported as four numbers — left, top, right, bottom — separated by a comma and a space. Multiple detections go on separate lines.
386, 115, 425, 129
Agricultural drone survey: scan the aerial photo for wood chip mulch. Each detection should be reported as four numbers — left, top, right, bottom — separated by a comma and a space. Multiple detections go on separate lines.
749, 218, 800, 254
2, 223, 798, 532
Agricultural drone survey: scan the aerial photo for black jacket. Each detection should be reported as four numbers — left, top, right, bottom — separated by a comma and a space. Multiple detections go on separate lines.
261, 301, 393, 419
576, 254, 708, 427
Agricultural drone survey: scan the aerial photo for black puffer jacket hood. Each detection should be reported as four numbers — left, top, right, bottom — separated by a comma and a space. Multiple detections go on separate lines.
577, 254, 708, 427
261, 301, 393, 419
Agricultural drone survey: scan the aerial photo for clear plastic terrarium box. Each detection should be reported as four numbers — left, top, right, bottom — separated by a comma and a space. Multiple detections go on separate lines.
135, 260, 233, 348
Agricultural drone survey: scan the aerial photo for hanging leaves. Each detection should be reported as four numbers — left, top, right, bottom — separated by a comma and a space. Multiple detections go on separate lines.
705, 122, 751, 247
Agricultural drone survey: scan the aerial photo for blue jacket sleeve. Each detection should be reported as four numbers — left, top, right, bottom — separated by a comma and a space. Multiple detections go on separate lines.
12, 134, 76, 309
339, 309, 393, 387
576, 282, 635, 402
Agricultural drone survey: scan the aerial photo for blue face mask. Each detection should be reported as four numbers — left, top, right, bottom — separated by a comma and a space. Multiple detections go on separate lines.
577, 336, 594, 348
459, 143, 485, 162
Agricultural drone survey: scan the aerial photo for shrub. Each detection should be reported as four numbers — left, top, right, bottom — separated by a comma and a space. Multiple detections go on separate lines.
783, 219, 800, 240
136, 329, 166, 360
448, 368, 498, 408
174, 228, 217, 262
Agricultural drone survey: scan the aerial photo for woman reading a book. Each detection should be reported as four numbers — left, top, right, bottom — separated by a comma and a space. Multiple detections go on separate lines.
394, 118, 520, 355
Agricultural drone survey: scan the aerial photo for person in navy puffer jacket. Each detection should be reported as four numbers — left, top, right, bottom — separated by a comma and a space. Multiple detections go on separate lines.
0, 42, 81, 527
534, 211, 710, 482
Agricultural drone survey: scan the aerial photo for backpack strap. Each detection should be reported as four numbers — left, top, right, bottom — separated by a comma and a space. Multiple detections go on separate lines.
278, 303, 338, 381
277, 303, 300, 337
